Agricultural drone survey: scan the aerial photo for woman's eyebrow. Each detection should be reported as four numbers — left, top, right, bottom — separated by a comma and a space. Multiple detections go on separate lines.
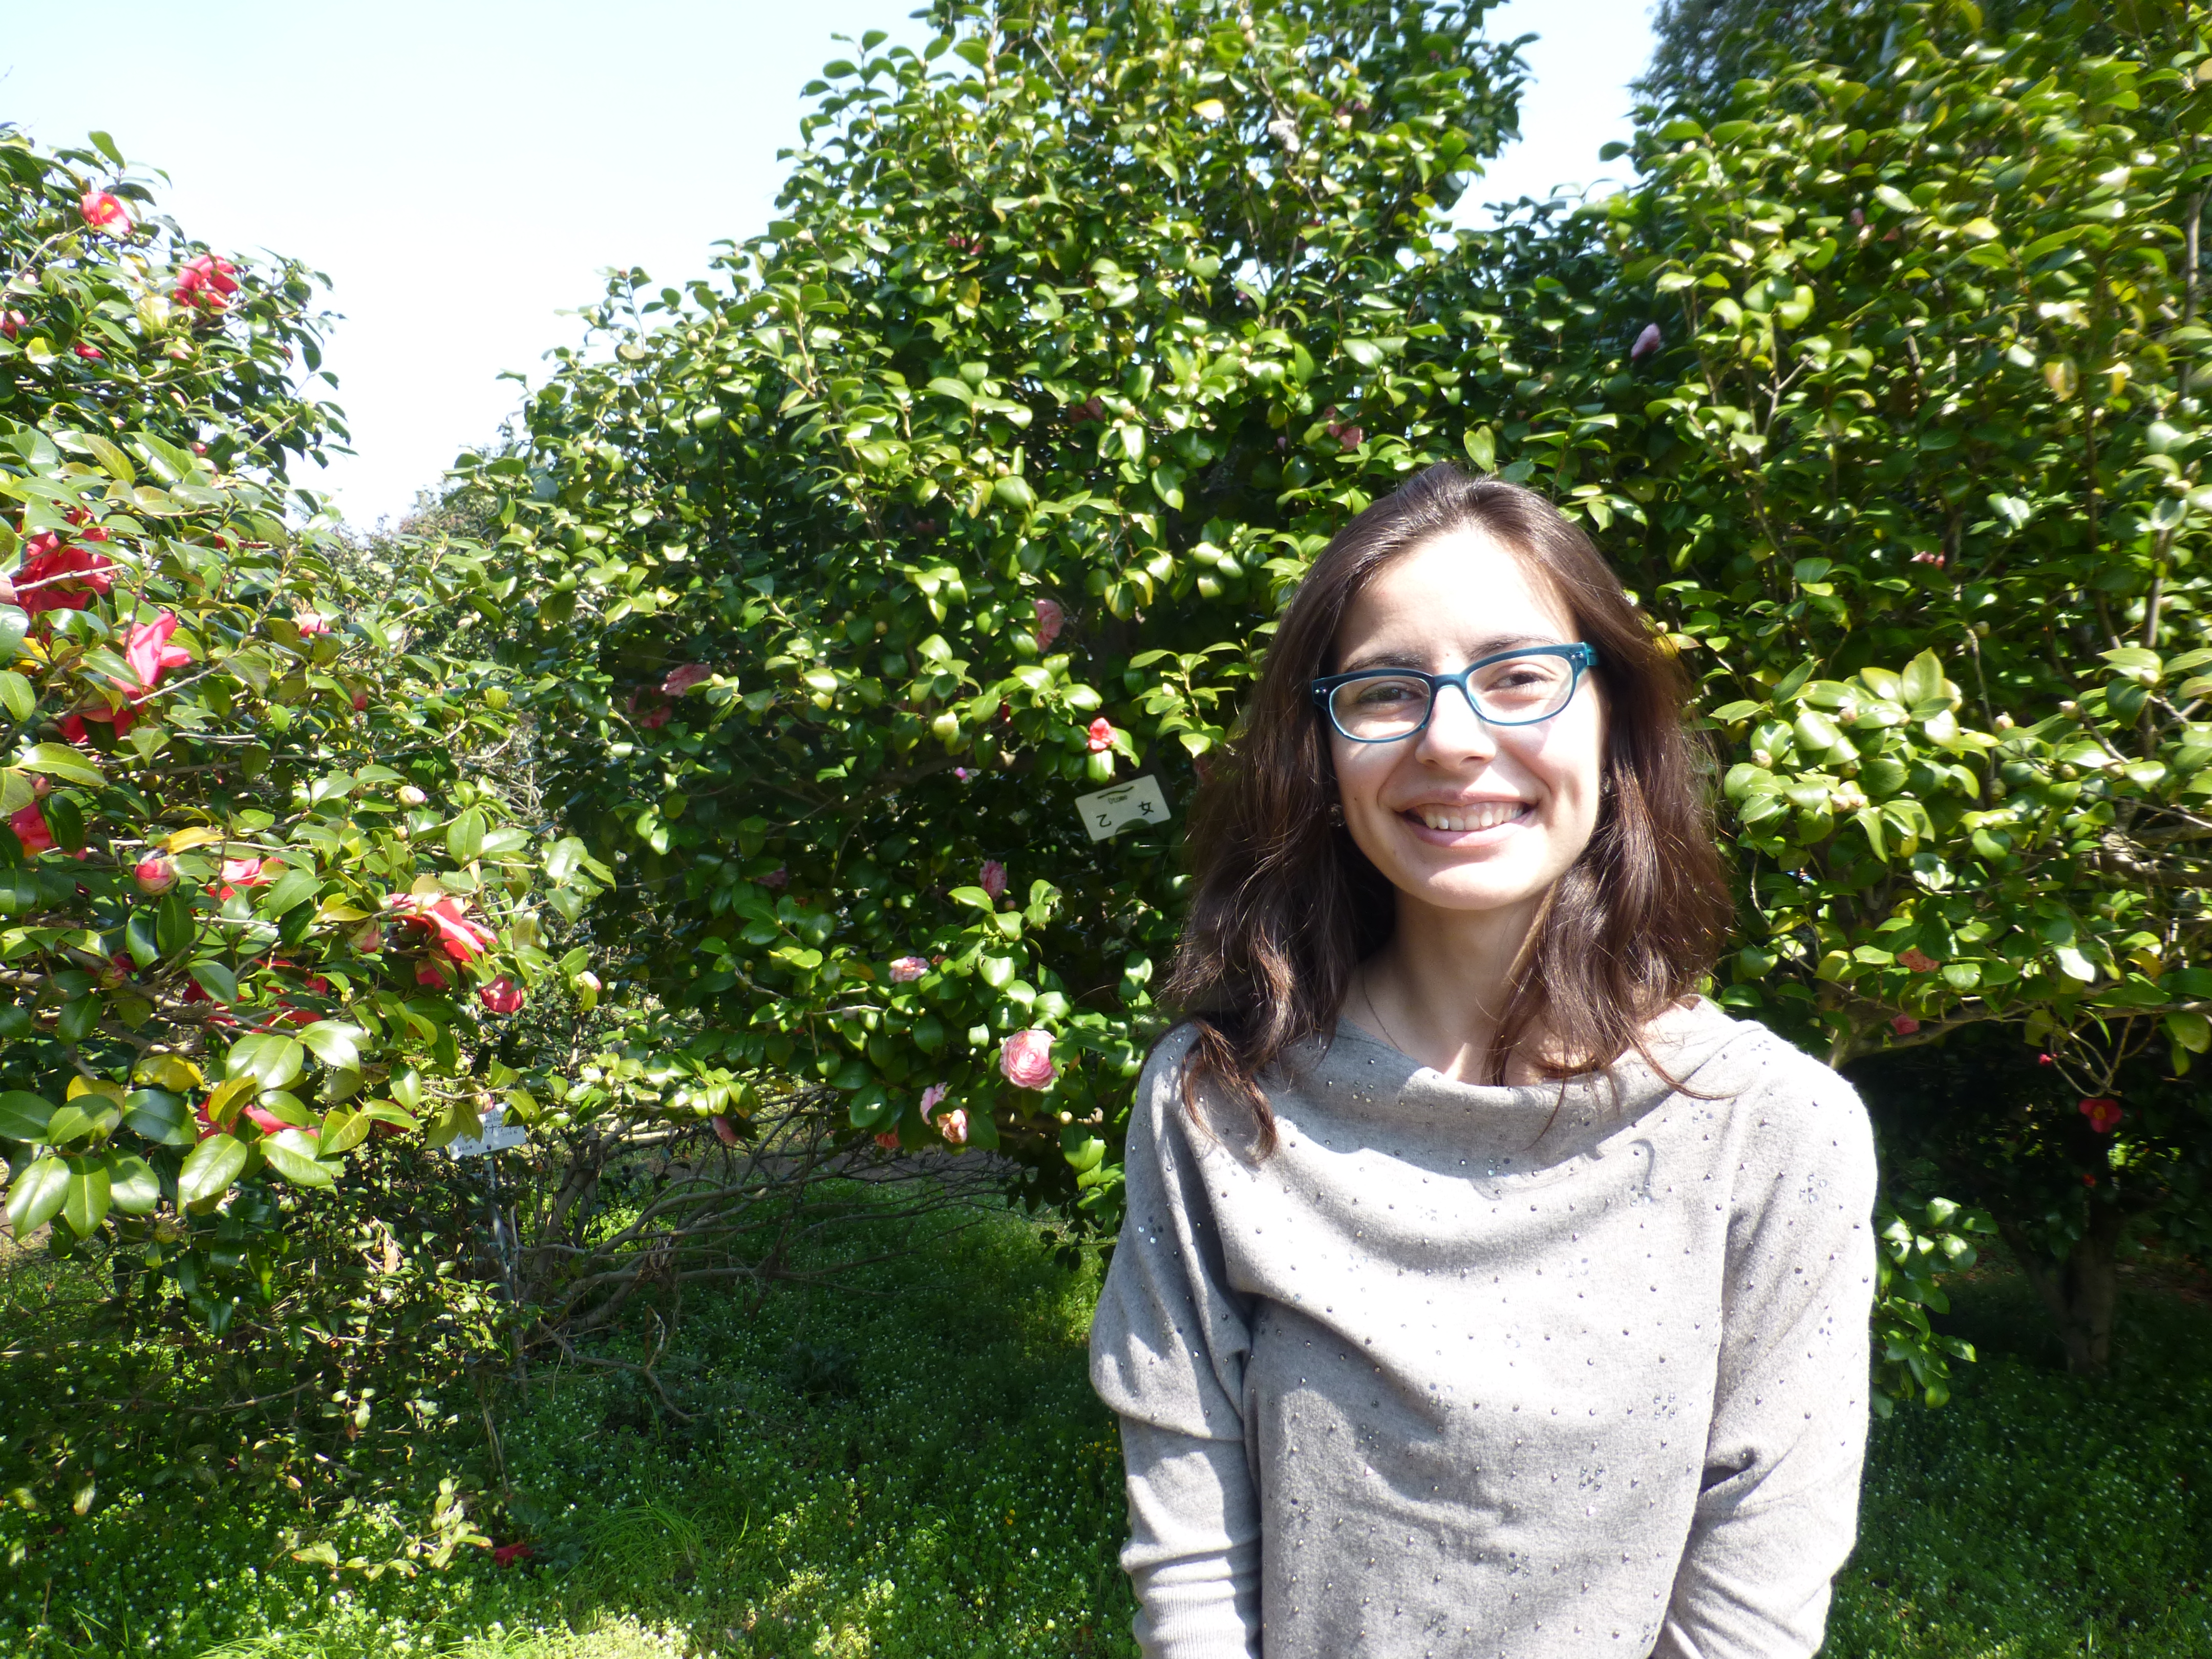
1336, 632, 1564, 673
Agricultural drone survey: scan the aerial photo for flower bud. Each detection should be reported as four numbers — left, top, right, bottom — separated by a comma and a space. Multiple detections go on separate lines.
133, 854, 177, 895
397, 784, 428, 807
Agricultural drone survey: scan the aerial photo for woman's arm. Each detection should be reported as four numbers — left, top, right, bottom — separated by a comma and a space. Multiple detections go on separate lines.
1656, 1053, 1880, 1659
1090, 1033, 1263, 1659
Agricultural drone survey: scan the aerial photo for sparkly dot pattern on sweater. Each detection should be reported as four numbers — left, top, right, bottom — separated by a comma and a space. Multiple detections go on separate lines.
1089, 999, 1878, 1659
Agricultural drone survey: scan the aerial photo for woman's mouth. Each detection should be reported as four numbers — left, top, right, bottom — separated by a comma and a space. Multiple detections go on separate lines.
1402, 802, 1532, 835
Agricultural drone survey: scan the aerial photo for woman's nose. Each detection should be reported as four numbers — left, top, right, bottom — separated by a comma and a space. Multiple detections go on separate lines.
1415, 678, 1499, 762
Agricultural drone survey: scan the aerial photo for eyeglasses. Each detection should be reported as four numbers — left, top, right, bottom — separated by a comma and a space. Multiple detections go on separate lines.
1311, 643, 1600, 743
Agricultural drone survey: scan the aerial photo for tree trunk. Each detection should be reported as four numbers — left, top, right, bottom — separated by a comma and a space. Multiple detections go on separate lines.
1999, 1204, 2126, 1378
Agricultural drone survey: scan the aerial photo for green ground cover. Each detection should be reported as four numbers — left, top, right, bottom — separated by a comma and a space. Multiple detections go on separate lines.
2, 1202, 2206, 1658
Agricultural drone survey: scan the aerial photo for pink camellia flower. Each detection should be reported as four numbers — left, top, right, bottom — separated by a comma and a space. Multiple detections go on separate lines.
662, 663, 713, 696
1896, 947, 1938, 973
953, 767, 976, 781
217, 857, 267, 901
0, 311, 24, 339
10, 803, 54, 854
999, 1028, 1057, 1090
889, 956, 928, 983
2079, 1097, 2122, 1135
1032, 597, 1066, 651
123, 611, 192, 694
1086, 717, 1115, 753
1890, 1015, 1920, 1036
1630, 322, 1663, 363
711, 1115, 739, 1147
417, 961, 452, 988
293, 609, 331, 636
242, 1100, 313, 1137
920, 1082, 949, 1120
478, 976, 525, 1014
2037, 1052, 2056, 1066
80, 191, 132, 233
134, 854, 178, 895
173, 253, 240, 312
390, 893, 496, 962
352, 689, 369, 712
73, 343, 104, 361
937, 1107, 969, 1145
638, 704, 671, 730
979, 859, 1007, 900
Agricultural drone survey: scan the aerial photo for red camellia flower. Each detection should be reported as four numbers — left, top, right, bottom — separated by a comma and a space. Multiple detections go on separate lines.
1889, 1015, 1920, 1036
2079, 1097, 2122, 1134
73, 343, 104, 361
15, 535, 116, 616
80, 191, 132, 232
390, 893, 496, 962
662, 663, 713, 696
10, 804, 53, 855
999, 1028, 1057, 1090
0, 311, 24, 339
638, 703, 671, 730
478, 976, 525, 1014
2037, 1052, 2056, 1067
217, 857, 268, 900
979, 859, 1007, 900
711, 1115, 739, 1147
134, 854, 178, 895
1033, 596, 1067, 651
875, 1130, 901, 1151
756, 866, 789, 890
491, 1542, 534, 1568
1897, 947, 1939, 973
173, 253, 240, 312
1086, 717, 1115, 753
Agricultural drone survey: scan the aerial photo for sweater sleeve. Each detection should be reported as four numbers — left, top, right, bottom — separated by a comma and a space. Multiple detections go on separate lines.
1656, 1046, 1880, 1659
1089, 1032, 1262, 1659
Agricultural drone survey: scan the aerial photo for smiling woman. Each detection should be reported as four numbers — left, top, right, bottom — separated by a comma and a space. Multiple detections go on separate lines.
1089, 463, 1881, 1659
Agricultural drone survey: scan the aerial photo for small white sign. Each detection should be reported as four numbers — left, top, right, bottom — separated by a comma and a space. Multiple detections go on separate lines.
1076, 774, 1172, 842
446, 1102, 528, 1160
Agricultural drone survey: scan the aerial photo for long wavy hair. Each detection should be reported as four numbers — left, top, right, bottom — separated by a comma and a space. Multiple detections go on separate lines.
1163, 462, 1732, 1149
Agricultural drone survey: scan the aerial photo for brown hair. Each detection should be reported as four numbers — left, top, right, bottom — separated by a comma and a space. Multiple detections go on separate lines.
1163, 462, 1731, 1148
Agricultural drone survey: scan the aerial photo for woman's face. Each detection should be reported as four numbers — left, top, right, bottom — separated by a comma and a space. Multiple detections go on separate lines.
1327, 529, 1606, 929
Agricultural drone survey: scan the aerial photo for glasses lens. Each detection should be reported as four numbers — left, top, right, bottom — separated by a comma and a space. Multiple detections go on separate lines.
1469, 652, 1578, 722
1330, 673, 1433, 740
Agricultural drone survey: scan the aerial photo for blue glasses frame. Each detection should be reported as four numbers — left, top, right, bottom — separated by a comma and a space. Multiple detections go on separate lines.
1311, 642, 1601, 743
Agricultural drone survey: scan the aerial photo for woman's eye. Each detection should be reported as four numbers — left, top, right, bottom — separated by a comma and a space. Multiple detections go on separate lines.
1353, 680, 1420, 707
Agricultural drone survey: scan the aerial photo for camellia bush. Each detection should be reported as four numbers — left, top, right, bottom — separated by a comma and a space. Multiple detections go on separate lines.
1440, 0, 2212, 1373
0, 133, 611, 1334
478, 0, 1524, 1229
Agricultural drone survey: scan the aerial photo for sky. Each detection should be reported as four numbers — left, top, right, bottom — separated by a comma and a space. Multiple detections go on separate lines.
1, 0, 1655, 529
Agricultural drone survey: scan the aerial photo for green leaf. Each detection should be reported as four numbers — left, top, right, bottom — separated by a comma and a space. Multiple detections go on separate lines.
15, 742, 104, 787
296, 1022, 364, 1071
0, 1090, 56, 1141
188, 960, 239, 1004
6, 1156, 70, 1235
0, 608, 24, 665
226, 1033, 305, 1091
447, 809, 486, 863
0, 671, 31, 722
107, 1152, 160, 1216
59, 1155, 112, 1236
122, 1089, 194, 1146
257, 866, 322, 918
1900, 650, 1946, 709
178, 1132, 248, 1207
260, 1129, 335, 1188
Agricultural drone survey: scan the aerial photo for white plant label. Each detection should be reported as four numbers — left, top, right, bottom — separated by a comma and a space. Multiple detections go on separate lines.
447, 1102, 528, 1160
1076, 774, 1172, 841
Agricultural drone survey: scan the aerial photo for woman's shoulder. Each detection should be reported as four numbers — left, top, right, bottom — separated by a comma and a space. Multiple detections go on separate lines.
1665, 1001, 1875, 1168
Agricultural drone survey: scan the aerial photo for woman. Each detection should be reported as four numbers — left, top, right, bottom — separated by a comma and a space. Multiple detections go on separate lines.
1090, 463, 1877, 1659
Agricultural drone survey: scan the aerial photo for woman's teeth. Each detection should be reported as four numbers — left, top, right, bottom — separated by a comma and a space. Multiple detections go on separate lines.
1412, 803, 1527, 833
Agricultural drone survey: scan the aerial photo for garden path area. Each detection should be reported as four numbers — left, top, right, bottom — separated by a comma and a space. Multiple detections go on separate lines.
3, 1204, 2208, 1659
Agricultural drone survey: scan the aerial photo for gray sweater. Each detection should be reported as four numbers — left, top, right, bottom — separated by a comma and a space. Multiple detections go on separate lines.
1089, 1000, 1878, 1659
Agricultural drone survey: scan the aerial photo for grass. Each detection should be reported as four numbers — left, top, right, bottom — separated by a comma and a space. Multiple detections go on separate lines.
1, 1202, 2207, 1657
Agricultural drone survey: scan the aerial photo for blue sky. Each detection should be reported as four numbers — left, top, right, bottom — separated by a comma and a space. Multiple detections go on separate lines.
2, 1, 1655, 527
